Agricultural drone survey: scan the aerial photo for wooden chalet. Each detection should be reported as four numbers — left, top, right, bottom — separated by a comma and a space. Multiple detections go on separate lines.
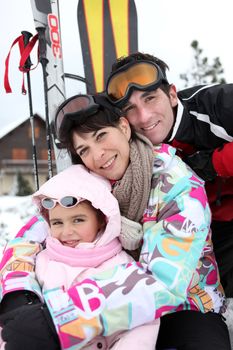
0, 114, 56, 195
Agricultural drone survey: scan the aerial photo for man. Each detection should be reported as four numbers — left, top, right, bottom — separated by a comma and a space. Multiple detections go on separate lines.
0, 68, 231, 350
106, 52, 233, 298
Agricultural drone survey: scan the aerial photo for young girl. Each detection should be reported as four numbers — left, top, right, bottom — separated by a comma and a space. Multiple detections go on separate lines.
0, 94, 230, 350
33, 164, 159, 349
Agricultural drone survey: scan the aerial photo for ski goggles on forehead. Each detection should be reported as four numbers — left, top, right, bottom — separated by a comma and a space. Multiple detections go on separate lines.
106, 61, 168, 107
55, 94, 99, 135
41, 196, 84, 210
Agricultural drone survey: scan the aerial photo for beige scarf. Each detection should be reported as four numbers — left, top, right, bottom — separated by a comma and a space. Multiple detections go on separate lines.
112, 133, 154, 222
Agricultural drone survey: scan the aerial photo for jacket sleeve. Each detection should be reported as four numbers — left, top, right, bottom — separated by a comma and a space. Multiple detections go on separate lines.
182, 149, 216, 181
43, 145, 212, 350
187, 84, 233, 137
184, 141, 233, 180
193, 84, 233, 177
177, 84, 233, 180
212, 142, 233, 177
0, 216, 49, 302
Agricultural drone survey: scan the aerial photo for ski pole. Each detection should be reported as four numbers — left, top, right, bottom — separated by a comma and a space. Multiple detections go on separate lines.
21, 30, 40, 190
64, 72, 87, 84
37, 26, 54, 179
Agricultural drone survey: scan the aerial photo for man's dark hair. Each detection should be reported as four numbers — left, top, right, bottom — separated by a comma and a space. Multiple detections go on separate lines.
111, 52, 171, 96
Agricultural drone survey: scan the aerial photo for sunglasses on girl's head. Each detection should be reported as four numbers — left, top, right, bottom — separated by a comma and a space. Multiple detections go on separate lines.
54, 94, 99, 137
106, 61, 168, 107
41, 196, 84, 210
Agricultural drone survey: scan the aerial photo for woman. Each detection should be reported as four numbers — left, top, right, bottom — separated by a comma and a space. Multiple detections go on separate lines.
0, 94, 231, 350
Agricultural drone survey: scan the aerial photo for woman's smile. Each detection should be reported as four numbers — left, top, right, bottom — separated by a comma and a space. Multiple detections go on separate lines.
101, 155, 117, 169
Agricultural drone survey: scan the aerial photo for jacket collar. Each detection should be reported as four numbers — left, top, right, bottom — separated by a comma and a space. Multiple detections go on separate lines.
168, 99, 183, 142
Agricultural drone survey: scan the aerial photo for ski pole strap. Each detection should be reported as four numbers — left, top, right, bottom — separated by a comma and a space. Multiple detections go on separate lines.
4, 33, 39, 94
19, 34, 39, 72
4, 35, 22, 93
21, 31, 33, 69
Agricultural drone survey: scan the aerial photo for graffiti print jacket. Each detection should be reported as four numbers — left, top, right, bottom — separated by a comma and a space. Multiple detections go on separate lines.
0, 144, 226, 349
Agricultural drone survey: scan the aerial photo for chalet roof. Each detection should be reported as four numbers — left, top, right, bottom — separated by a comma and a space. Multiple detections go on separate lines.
0, 114, 44, 140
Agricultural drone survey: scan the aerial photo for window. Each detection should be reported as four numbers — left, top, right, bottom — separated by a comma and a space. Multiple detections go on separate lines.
41, 149, 48, 160
12, 148, 27, 160
28, 126, 40, 139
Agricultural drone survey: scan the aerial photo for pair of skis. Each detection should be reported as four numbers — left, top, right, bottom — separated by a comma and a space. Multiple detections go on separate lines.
30, 0, 69, 178
7, 0, 138, 186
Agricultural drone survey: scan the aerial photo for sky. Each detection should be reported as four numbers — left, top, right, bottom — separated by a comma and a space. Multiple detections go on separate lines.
1, 0, 233, 130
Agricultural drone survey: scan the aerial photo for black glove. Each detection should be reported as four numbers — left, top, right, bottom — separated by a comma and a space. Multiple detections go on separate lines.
184, 149, 217, 181
0, 290, 40, 316
1, 302, 60, 350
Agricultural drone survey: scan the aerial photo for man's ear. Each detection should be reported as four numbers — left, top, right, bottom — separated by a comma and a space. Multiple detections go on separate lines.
169, 84, 178, 107
119, 117, 131, 141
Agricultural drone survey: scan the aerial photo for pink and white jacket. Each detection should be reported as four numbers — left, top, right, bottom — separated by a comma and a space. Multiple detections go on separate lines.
33, 164, 132, 291
33, 165, 159, 349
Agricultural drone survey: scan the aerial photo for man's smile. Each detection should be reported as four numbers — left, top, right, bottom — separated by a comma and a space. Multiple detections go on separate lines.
142, 121, 160, 131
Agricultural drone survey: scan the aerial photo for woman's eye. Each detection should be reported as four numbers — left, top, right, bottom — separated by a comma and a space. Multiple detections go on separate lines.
79, 148, 88, 157
96, 131, 107, 141
96, 132, 106, 141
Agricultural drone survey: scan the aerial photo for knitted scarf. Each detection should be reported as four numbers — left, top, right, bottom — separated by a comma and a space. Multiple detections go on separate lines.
112, 133, 154, 222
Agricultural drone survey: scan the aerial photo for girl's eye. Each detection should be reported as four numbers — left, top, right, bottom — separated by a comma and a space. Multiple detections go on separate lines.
74, 218, 85, 223
51, 220, 62, 226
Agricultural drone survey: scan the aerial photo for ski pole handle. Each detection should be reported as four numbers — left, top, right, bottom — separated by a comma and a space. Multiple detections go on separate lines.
37, 27, 49, 66
21, 31, 33, 69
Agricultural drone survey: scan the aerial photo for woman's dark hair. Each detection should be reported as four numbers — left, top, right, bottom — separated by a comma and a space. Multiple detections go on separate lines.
59, 101, 122, 164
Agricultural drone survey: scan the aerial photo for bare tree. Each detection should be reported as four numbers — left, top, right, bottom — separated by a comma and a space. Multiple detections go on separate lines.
180, 40, 226, 87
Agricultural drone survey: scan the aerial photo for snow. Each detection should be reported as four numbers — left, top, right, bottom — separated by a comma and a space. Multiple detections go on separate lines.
0, 195, 232, 347
0, 195, 37, 254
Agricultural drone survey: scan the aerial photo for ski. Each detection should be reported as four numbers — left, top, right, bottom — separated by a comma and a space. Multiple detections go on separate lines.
78, 0, 138, 93
30, 0, 71, 173
29, 0, 138, 172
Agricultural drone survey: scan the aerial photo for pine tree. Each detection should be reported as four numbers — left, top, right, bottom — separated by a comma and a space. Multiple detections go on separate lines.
180, 40, 226, 87
16, 172, 33, 196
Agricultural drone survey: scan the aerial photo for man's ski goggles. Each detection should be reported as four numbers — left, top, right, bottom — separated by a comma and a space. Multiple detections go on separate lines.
106, 61, 168, 107
55, 94, 99, 136
41, 196, 84, 210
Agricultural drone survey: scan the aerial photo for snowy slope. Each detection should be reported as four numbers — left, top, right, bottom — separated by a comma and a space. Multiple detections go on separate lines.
0, 195, 37, 253
0, 195, 232, 347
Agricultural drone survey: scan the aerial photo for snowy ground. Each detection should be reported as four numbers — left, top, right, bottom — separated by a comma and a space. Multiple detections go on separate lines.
0, 195, 37, 252
0, 195, 232, 347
